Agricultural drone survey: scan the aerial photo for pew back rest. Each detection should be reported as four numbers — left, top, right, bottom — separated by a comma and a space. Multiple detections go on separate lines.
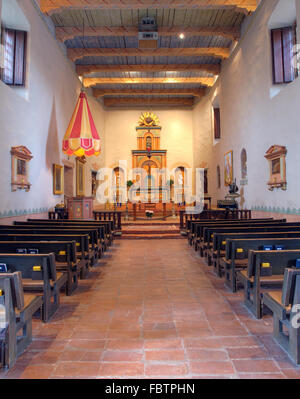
228, 238, 300, 260
0, 241, 76, 264
27, 219, 113, 234
204, 224, 300, 243
0, 254, 56, 282
0, 226, 97, 244
0, 234, 88, 255
17, 221, 106, 239
0, 272, 24, 310
0, 232, 90, 252
247, 250, 300, 278
215, 231, 299, 252
196, 219, 283, 238
224, 232, 300, 259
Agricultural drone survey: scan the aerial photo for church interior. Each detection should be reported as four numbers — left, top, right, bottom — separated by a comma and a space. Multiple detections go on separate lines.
0, 0, 300, 380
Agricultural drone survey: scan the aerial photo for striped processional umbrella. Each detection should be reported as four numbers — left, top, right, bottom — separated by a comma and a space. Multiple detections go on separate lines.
62, 91, 101, 157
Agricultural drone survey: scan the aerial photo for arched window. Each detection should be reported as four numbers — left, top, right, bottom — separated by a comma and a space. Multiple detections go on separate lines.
217, 165, 221, 189
241, 149, 247, 179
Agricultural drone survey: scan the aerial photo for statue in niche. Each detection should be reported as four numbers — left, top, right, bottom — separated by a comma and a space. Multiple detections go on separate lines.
146, 136, 152, 150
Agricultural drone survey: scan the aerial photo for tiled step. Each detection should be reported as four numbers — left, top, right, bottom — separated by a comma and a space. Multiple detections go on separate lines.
119, 221, 182, 239
120, 233, 184, 240
123, 222, 179, 226
122, 229, 180, 235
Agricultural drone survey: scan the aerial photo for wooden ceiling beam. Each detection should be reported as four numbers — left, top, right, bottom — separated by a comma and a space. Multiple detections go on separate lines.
84, 77, 215, 87
39, 1, 259, 15
56, 26, 240, 42
77, 63, 221, 76
103, 97, 195, 107
68, 47, 230, 62
93, 88, 206, 97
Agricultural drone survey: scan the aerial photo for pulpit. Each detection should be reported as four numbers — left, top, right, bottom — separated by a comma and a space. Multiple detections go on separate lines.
67, 197, 93, 220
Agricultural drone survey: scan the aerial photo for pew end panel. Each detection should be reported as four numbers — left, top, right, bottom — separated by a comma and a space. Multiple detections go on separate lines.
0, 254, 66, 323
263, 268, 300, 365
237, 250, 300, 319
0, 273, 42, 368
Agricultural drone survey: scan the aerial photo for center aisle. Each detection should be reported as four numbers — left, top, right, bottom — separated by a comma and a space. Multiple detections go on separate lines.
3, 240, 297, 379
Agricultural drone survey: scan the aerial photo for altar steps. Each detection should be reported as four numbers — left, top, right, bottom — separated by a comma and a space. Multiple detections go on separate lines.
120, 233, 184, 240
118, 223, 183, 240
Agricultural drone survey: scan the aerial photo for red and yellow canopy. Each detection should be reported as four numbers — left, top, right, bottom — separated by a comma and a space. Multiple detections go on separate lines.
62, 92, 101, 157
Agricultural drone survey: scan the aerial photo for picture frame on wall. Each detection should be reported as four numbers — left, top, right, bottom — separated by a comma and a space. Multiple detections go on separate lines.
76, 157, 85, 197
11, 146, 33, 192
224, 150, 233, 186
265, 145, 287, 191
53, 164, 64, 195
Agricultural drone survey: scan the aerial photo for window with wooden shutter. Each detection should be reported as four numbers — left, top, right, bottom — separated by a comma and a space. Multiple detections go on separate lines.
214, 108, 221, 140
1, 28, 26, 86
271, 26, 295, 84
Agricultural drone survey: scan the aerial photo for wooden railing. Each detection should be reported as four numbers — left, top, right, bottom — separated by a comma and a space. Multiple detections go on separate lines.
93, 211, 122, 230
48, 210, 69, 220
179, 209, 252, 229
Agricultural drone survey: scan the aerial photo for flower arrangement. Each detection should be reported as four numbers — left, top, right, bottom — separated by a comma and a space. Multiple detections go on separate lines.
127, 180, 134, 188
145, 210, 154, 219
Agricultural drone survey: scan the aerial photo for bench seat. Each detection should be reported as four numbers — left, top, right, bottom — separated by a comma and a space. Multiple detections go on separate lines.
264, 290, 292, 320
238, 269, 284, 285
15, 293, 43, 319
22, 271, 67, 292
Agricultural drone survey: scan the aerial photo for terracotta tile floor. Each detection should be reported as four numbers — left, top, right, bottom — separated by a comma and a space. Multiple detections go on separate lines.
2, 239, 300, 379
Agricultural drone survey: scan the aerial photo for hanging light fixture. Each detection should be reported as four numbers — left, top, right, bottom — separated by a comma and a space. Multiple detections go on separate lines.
62, 13, 101, 158
62, 91, 101, 157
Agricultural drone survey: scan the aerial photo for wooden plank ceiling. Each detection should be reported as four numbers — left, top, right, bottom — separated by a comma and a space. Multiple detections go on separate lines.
38, 0, 260, 108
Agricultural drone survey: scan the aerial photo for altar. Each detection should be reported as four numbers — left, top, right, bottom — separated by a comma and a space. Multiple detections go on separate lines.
135, 187, 170, 203
132, 112, 167, 197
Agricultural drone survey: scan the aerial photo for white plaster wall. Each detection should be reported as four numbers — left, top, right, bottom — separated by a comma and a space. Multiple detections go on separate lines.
0, 0, 105, 217
193, 0, 300, 213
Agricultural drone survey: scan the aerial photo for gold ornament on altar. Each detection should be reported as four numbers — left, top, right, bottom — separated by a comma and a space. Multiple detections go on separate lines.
138, 112, 160, 127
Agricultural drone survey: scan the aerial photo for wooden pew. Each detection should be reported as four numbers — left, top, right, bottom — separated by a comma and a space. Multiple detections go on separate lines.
196, 220, 287, 254
236, 250, 300, 319
190, 219, 282, 250
187, 218, 275, 243
0, 233, 89, 278
222, 238, 300, 292
0, 227, 98, 266
0, 272, 43, 368
180, 209, 252, 229
192, 220, 284, 252
0, 233, 90, 279
0, 241, 78, 295
202, 223, 300, 261
29, 219, 112, 251
28, 219, 114, 247
187, 219, 266, 246
263, 268, 300, 365
213, 231, 300, 279
15, 221, 106, 257
0, 254, 68, 322
13, 224, 101, 259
